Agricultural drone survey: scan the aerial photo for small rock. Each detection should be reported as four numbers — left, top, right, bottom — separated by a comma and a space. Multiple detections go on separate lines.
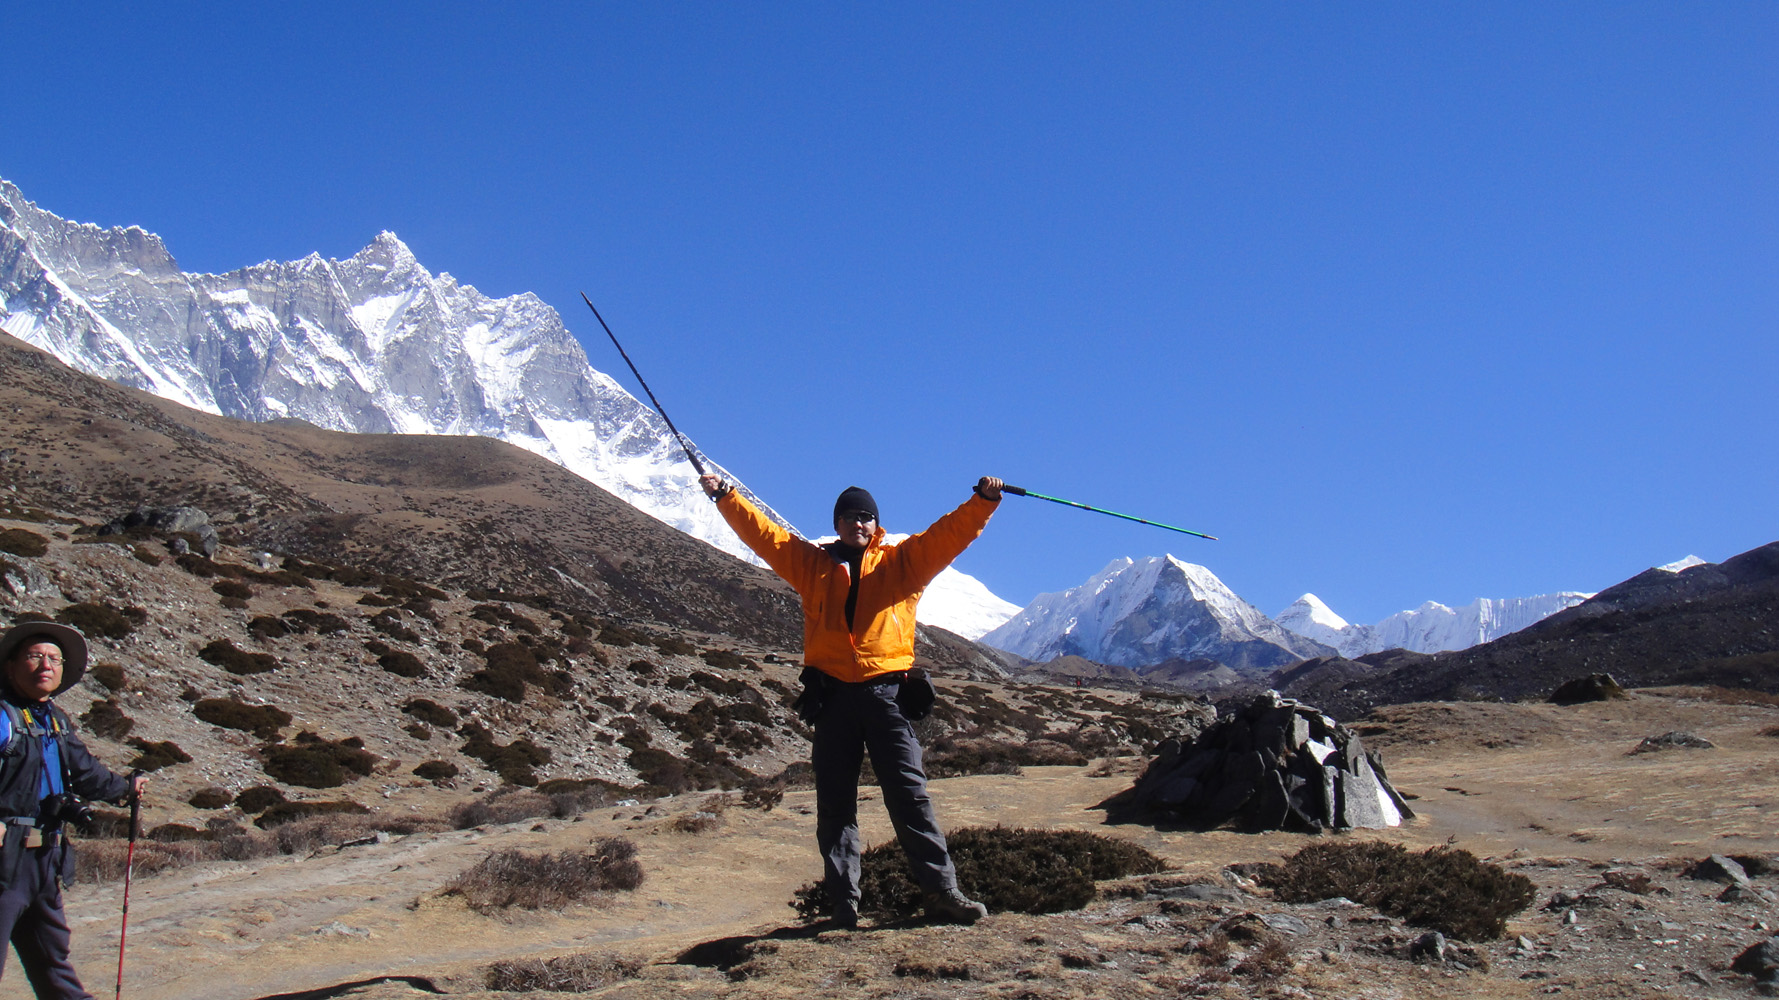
1155, 883, 1241, 902
1630, 731, 1714, 754
1517, 935, 1536, 951
315, 921, 370, 938
1690, 855, 1752, 885
1410, 931, 1448, 962
1260, 913, 1310, 935
1732, 936, 1779, 982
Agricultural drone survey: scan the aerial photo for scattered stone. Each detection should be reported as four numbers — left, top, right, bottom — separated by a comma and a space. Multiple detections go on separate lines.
1261, 913, 1311, 936
1733, 936, 1779, 982
1548, 674, 1626, 704
1629, 731, 1714, 754
1410, 930, 1449, 961
1688, 855, 1751, 885
1152, 883, 1241, 903
1600, 868, 1653, 894
98, 504, 219, 556
1097, 691, 1412, 831
0, 556, 58, 600
1722, 884, 1778, 904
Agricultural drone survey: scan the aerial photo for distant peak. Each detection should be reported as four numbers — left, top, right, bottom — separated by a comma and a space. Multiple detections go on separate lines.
1656, 555, 1706, 574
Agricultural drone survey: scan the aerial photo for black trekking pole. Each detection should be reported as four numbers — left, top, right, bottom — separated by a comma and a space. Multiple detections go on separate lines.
1001, 484, 1218, 539
580, 292, 707, 476
115, 778, 141, 1000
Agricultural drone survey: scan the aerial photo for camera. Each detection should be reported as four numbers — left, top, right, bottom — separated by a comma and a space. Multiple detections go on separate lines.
41, 793, 95, 831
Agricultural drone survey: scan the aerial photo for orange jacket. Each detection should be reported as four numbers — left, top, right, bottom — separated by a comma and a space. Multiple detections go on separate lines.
716, 490, 998, 682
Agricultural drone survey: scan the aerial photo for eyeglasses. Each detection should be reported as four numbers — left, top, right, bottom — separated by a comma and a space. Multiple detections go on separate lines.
838, 510, 876, 524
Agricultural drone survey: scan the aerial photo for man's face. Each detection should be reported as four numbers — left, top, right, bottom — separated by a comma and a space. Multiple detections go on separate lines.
834, 509, 876, 549
6, 640, 63, 701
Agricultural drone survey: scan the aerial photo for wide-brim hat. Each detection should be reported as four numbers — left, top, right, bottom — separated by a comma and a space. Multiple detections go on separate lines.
0, 621, 88, 695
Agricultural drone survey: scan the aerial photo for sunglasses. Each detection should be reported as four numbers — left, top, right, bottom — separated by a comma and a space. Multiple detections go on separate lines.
838, 510, 877, 524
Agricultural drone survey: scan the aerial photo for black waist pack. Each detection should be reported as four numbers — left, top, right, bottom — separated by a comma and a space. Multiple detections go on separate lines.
895, 667, 937, 722
792, 667, 833, 725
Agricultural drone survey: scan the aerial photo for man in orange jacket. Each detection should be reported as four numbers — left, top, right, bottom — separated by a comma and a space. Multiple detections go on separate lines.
700, 473, 1003, 927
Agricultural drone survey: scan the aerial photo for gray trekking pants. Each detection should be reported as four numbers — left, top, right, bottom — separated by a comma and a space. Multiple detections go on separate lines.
812, 677, 956, 908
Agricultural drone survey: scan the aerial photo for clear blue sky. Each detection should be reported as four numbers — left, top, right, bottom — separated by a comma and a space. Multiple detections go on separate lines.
8, 4, 1775, 624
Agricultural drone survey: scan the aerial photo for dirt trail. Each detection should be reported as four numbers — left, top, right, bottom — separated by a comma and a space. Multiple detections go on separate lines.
11, 691, 1778, 1000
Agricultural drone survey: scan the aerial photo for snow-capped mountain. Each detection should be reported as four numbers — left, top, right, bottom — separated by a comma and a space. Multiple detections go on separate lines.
1657, 555, 1706, 574
1277, 591, 1593, 657
980, 556, 1332, 674
0, 177, 1007, 631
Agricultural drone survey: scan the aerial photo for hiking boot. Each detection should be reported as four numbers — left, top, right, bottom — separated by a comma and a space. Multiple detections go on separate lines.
827, 898, 860, 929
923, 888, 987, 924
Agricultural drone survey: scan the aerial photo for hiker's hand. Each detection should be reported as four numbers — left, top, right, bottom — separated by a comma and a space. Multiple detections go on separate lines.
976, 477, 1003, 502
699, 475, 730, 498
130, 774, 149, 797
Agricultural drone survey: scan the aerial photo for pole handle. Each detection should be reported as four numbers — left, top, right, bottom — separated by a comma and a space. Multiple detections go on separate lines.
1001, 484, 1029, 497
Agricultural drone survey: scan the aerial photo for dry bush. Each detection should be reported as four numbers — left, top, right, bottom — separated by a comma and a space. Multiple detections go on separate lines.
127, 739, 191, 772
402, 699, 458, 727
89, 662, 126, 692
375, 648, 427, 678
79, 698, 133, 740
56, 602, 144, 639
701, 648, 754, 671
75, 839, 213, 884
0, 528, 49, 557
255, 800, 370, 831
259, 734, 376, 788
199, 639, 278, 675
924, 736, 1090, 778
414, 760, 459, 781
211, 579, 254, 601
443, 838, 643, 912
460, 723, 552, 786
1234, 936, 1295, 979
188, 787, 233, 809
793, 826, 1168, 922
148, 823, 209, 842
597, 624, 642, 647
1259, 841, 1535, 941
1762, 725, 1779, 738
448, 785, 599, 828
460, 642, 567, 703
193, 698, 291, 739
234, 785, 286, 814
484, 952, 643, 992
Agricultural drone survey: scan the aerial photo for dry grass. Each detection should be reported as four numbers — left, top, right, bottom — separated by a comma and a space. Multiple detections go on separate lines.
442, 838, 644, 912
1258, 841, 1535, 941
483, 952, 643, 992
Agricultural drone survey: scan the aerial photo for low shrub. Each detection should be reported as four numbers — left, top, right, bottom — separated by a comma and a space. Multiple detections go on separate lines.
89, 662, 126, 692
79, 699, 134, 740
626, 659, 656, 676
132, 546, 162, 566
254, 799, 371, 830
460, 642, 569, 703
234, 786, 287, 813
652, 636, 696, 656
484, 952, 643, 993
414, 760, 459, 781
701, 648, 754, 671
924, 737, 1089, 778
402, 699, 457, 727
259, 733, 377, 789
792, 826, 1167, 922
376, 649, 427, 678
0, 528, 50, 557
442, 838, 643, 912
199, 639, 278, 675
460, 723, 552, 786
404, 723, 431, 740
211, 579, 254, 601
1257, 841, 1536, 941
597, 625, 642, 648
127, 739, 192, 772
194, 699, 292, 739
56, 602, 144, 640
188, 787, 233, 810
248, 615, 290, 639
148, 823, 210, 842
279, 608, 351, 635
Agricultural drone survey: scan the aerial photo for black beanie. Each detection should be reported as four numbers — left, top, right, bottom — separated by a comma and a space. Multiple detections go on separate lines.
833, 486, 879, 524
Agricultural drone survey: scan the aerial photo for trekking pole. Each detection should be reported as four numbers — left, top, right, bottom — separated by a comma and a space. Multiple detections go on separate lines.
1001, 484, 1218, 540
579, 292, 708, 476
115, 779, 141, 1000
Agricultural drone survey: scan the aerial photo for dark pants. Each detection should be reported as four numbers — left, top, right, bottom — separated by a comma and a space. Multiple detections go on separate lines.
813, 679, 956, 907
0, 842, 91, 1000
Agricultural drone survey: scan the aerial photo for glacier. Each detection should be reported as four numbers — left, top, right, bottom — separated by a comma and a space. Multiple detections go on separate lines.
0, 176, 1018, 634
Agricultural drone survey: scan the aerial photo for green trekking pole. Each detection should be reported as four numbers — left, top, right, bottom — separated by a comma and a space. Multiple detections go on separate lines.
1001, 484, 1218, 540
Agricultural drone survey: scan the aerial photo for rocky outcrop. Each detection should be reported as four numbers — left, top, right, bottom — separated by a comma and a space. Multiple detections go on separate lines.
1097, 692, 1412, 832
